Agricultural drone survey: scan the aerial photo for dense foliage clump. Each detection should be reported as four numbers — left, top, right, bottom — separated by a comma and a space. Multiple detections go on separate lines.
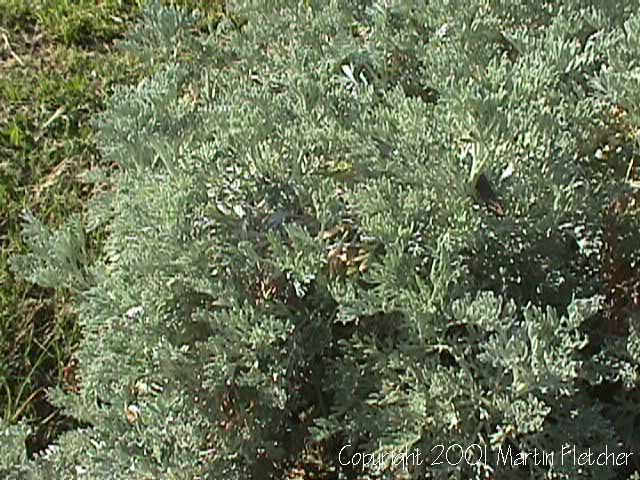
3, 1, 640, 478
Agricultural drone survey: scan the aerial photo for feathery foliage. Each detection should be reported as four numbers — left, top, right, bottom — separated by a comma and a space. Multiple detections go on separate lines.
4, 0, 640, 478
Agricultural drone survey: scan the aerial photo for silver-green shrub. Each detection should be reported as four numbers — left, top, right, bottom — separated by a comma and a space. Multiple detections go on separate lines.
5, 0, 640, 478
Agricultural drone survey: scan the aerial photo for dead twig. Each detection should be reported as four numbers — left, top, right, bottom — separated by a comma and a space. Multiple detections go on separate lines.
1, 29, 25, 66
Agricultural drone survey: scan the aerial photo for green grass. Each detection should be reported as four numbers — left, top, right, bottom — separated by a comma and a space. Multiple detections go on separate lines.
0, 0, 223, 455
